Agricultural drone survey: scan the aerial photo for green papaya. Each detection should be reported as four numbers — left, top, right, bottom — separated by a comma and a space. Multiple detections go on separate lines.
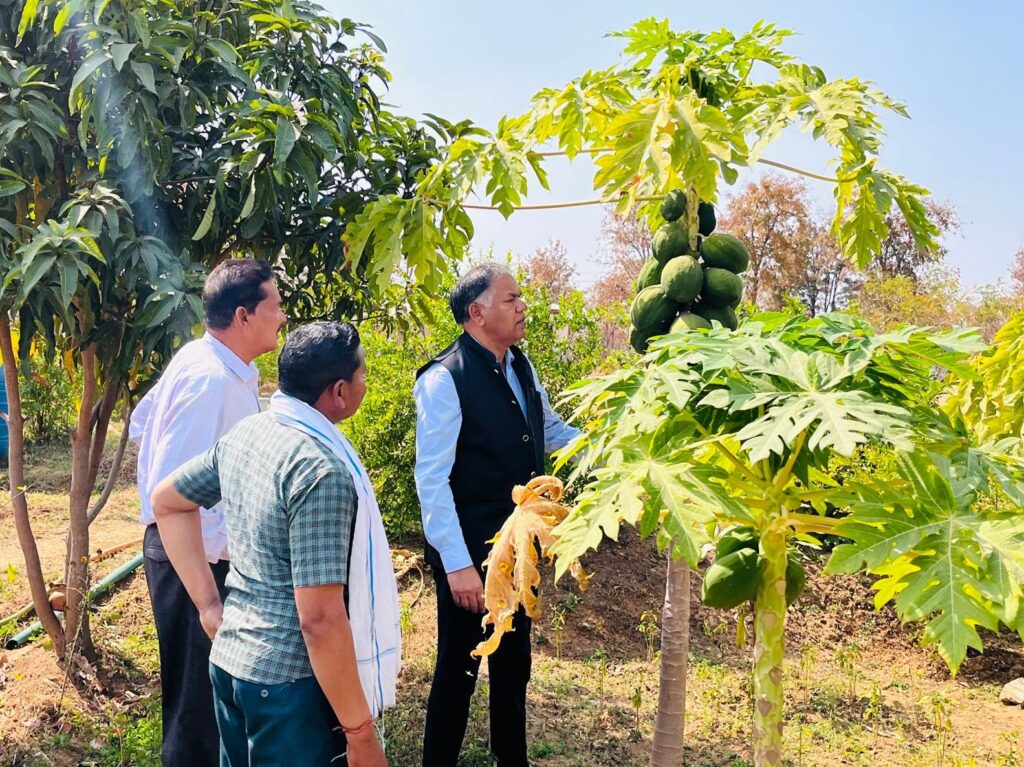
786, 557, 806, 607
630, 286, 678, 334
652, 221, 691, 263
636, 257, 663, 292
660, 255, 703, 303
660, 190, 687, 222
629, 326, 650, 355
693, 302, 738, 330
700, 268, 744, 308
698, 202, 717, 236
701, 548, 763, 609
700, 233, 749, 273
670, 312, 711, 333
716, 526, 759, 558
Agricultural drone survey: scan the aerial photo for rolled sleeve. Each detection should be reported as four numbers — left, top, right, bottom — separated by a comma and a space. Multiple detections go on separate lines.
285, 464, 356, 588
170, 446, 222, 509
414, 365, 473, 573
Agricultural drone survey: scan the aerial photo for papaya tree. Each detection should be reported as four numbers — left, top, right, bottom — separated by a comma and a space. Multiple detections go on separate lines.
544, 312, 1024, 766
0, 0, 471, 660
345, 17, 944, 764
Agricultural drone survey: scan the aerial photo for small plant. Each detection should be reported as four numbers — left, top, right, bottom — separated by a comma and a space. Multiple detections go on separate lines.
631, 683, 645, 733
924, 691, 954, 767
399, 602, 415, 640
835, 642, 864, 699
637, 611, 659, 662
997, 731, 1023, 767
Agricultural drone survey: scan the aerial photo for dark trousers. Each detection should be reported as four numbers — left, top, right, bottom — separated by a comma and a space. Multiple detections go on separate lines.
144, 524, 230, 767
210, 664, 347, 767
422, 566, 532, 767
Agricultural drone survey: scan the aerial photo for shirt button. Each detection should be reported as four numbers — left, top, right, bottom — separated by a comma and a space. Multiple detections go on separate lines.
260, 689, 269, 698
522, 434, 530, 442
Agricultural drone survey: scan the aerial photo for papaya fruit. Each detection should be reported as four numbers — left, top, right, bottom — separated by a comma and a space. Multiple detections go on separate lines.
700, 233, 749, 274
660, 255, 703, 303
670, 312, 711, 333
660, 190, 687, 222
786, 557, 806, 607
630, 286, 678, 335
701, 548, 762, 609
652, 221, 691, 263
715, 526, 759, 558
700, 267, 744, 308
693, 303, 738, 330
698, 202, 717, 236
629, 326, 650, 355
636, 257, 663, 292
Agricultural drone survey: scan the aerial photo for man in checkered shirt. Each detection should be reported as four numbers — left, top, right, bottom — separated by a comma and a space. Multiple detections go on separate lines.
150, 323, 388, 767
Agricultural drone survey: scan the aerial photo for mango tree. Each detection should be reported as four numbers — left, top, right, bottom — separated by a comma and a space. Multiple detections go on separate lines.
345, 18, 943, 763
0, 0, 469, 660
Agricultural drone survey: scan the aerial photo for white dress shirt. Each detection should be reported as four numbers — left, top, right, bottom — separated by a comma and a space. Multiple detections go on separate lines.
129, 333, 261, 562
414, 347, 581, 573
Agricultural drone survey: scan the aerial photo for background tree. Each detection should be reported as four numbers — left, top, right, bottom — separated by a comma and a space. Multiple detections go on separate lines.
590, 209, 651, 349
0, 0, 466, 661
521, 239, 576, 299
869, 199, 959, 279
716, 174, 816, 309
1010, 246, 1024, 296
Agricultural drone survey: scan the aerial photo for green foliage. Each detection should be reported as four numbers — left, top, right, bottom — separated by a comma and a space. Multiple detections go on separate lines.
18, 352, 75, 443
338, 273, 608, 538
358, 18, 938, 273
0, 0, 468, 390
553, 311, 1024, 673
343, 311, 457, 538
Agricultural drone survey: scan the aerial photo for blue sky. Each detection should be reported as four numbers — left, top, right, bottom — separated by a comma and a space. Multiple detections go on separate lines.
325, 1, 1023, 289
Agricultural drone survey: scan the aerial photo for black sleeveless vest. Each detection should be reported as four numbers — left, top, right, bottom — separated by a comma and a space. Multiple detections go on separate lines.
417, 332, 545, 569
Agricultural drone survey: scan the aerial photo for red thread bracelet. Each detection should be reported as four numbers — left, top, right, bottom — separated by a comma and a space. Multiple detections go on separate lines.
341, 715, 375, 736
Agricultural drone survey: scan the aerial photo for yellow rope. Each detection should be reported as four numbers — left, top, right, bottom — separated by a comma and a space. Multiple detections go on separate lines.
456, 151, 852, 212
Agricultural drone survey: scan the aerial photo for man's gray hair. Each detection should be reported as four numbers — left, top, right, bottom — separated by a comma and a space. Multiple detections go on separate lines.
449, 263, 514, 324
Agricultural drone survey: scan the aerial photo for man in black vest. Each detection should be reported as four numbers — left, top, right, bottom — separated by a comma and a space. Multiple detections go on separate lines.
414, 263, 581, 767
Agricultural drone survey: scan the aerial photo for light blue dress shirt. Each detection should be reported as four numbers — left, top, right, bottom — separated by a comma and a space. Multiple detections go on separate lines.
414, 345, 581, 573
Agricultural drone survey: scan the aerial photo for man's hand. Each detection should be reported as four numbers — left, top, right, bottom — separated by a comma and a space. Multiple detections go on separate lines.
447, 565, 485, 613
198, 600, 223, 640
346, 727, 388, 767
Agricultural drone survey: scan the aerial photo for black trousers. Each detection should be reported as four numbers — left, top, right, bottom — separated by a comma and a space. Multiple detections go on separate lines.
144, 524, 230, 767
422, 565, 532, 767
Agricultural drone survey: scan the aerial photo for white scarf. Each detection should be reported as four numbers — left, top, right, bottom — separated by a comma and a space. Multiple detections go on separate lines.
269, 391, 401, 716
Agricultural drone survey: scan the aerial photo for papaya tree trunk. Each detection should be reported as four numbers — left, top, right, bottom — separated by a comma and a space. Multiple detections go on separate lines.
752, 524, 788, 767
0, 319, 65, 654
650, 553, 689, 766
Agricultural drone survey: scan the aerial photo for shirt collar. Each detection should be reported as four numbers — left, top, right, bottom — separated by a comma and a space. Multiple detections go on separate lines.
203, 332, 259, 385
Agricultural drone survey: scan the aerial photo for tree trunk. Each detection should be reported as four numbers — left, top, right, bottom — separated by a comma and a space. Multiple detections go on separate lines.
64, 344, 100, 660
752, 525, 788, 767
649, 554, 689, 767
0, 319, 65, 654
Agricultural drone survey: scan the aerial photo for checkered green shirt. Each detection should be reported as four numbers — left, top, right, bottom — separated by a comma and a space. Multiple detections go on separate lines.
171, 411, 356, 684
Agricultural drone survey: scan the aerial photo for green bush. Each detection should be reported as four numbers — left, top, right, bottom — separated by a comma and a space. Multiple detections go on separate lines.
18, 353, 76, 444
254, 276, 615, 539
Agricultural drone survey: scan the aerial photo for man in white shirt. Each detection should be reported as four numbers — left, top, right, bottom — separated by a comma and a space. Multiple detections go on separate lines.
414, 264, 580, 767
130, 259, 286, 767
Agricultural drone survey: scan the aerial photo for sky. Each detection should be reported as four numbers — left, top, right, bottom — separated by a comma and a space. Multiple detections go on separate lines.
324, 1, 1024, 290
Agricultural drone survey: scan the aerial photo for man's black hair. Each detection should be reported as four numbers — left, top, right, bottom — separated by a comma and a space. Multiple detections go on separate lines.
202, 259, 274, 330
278, 322, 362, 405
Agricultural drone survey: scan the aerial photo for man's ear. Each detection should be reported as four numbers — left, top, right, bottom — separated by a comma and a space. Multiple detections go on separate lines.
233, 305, 249, 327
467, 302, 484, 324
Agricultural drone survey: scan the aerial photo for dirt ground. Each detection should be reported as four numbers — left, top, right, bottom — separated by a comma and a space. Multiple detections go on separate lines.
3, 455, 1024, 765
